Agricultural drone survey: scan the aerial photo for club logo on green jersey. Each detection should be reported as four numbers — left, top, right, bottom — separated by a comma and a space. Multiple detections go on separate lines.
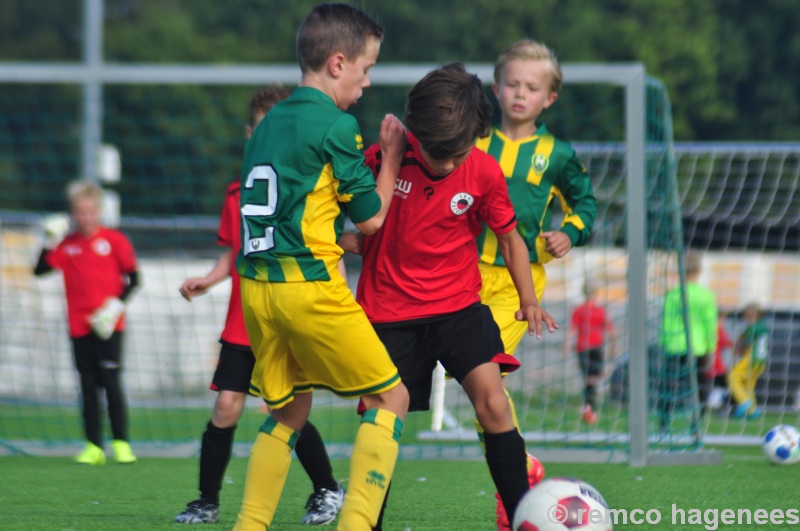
531, 153, 550, 174
356, 133, 364, 150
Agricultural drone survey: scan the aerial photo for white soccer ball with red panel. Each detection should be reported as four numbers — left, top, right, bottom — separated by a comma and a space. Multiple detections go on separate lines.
513, 477, 613, 531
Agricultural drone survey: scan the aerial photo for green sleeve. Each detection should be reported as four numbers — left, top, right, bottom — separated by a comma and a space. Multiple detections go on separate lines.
556, 150, 597, 247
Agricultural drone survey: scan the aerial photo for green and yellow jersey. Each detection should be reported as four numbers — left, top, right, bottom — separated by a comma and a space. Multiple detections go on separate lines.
236, 87, 381, 282
475, 124, 596, 266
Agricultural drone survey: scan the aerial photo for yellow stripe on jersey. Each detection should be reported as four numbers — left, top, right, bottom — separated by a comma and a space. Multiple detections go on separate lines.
526, 134, 555, 186
277, 256, 306, 282
554, 188, 587, 231
299, 162, 344, 274
497, 139, 521, 177
475, 135, 491, 155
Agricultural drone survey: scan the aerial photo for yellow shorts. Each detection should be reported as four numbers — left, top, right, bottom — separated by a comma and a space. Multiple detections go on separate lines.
478, 262, 546, 356
240, 275, 400, 408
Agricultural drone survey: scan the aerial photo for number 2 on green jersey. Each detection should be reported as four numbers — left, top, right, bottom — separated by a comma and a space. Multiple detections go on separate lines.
241, 165, 278, 255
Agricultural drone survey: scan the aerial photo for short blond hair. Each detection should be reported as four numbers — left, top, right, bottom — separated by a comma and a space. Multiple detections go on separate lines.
494, 39, 563, 93
66, 180, 103, 207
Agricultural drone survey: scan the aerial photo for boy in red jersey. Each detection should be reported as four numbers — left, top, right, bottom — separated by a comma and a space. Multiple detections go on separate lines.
355, 63, 557, 529
174, 86, 344, 526
567, 278, 616, 425
34, 180, 140, 466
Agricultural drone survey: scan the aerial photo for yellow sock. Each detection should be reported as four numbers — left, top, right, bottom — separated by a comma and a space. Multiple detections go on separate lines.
338, 409, 403, 531
475, 387, 521, 453
234, 418, 299, 530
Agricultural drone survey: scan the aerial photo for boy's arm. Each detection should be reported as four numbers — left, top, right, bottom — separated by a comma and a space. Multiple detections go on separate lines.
179, 251, 231, 301
496, 228, 558, 339
353, 114, 405, 235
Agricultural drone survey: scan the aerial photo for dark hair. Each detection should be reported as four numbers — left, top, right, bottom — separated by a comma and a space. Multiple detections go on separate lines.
404, 63, 492, 160
296, 3, 384, 74
249, 85, 292, 127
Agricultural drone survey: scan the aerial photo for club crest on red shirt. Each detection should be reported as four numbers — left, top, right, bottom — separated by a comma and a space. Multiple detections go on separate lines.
450, 192, 474, 215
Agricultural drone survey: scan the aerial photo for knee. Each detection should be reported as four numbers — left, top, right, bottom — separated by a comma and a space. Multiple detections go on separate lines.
212, 392, 246, 427
474, 389, 512, 427
363, 383, 409, 420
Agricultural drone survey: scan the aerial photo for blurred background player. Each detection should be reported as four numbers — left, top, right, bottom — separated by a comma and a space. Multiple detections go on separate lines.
729, 302, 769, 419
706, 310, 733, 414
232, 4, 409, 530
356, 62, 557, 530
659, 252, 718, 431
173, 85, 344, 526
567, 278, 615, 425
33, 179, 139, 465
474, 39, 597, 530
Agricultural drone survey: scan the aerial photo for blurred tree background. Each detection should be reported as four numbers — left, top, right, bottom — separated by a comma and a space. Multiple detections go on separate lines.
1, 0, 798, 217
3, 0, 798, 141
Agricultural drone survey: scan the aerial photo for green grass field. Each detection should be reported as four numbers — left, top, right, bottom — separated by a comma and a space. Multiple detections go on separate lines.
2, 445, 798, 530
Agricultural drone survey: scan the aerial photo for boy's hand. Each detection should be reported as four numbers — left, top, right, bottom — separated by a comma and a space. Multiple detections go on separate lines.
379, 113, 406, 164
41, 213, 71, 249
337, 231, 364, 255
179, 278, 213, 301
540, 231, 572, 258
88, 297, 125, 340
516, 304, 558, 340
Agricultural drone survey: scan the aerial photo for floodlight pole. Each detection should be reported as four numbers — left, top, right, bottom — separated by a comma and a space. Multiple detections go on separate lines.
81, 0, 103, 183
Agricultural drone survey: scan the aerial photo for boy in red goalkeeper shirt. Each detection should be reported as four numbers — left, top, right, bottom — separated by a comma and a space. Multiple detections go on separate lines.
34, 180, 140, 466
174, 85, 343, 526
355, 63, 557, 529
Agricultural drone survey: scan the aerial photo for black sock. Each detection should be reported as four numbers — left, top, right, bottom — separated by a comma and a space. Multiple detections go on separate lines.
295, 421, 337, 491
585, 384, 597, 409
198, 421, 236, 506
484, 429, 529, 523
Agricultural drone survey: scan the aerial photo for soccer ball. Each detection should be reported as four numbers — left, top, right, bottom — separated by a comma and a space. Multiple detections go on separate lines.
762, 424, 800, 465
513, 477, 613, 531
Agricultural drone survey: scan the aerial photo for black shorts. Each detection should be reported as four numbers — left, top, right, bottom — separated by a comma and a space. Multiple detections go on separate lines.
210, 341, 255, 393
374, 303, 504, 412
72, 331, 123, 375
577, 347, 604, 378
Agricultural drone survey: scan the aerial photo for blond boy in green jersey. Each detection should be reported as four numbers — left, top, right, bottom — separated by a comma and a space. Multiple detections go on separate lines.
475, 39, 597, 531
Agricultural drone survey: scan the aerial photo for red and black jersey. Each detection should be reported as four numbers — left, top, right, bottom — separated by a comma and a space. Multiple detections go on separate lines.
357, 132, 517, 324
217, 180, 250, 347
47, 227, 137, 338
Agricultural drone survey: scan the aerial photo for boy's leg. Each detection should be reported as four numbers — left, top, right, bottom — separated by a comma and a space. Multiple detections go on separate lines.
297, 421, 346, 525
234, 392, 312, 531
201, 391, 247, 503
340, 385, 407, 531
728, 357, 751, 414
462, 364, 529, 526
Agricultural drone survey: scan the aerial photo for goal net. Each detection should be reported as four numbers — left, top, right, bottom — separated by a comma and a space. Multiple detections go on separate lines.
5, 61, 789, 464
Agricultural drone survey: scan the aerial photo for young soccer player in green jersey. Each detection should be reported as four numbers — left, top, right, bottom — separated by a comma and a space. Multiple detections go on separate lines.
475, 39, 597, 531
233, 4, 409, 531
173, 85, 345, 526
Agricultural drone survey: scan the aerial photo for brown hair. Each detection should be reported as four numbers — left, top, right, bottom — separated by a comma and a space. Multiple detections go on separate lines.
404, 63, 492, 160
249, 85, 291, 127
296, 3, 384, 74
494, 39, 563, 94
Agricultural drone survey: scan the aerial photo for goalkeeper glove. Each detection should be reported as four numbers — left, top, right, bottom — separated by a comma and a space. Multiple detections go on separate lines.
41, 213, 71, 249
89, 297, 125, 340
